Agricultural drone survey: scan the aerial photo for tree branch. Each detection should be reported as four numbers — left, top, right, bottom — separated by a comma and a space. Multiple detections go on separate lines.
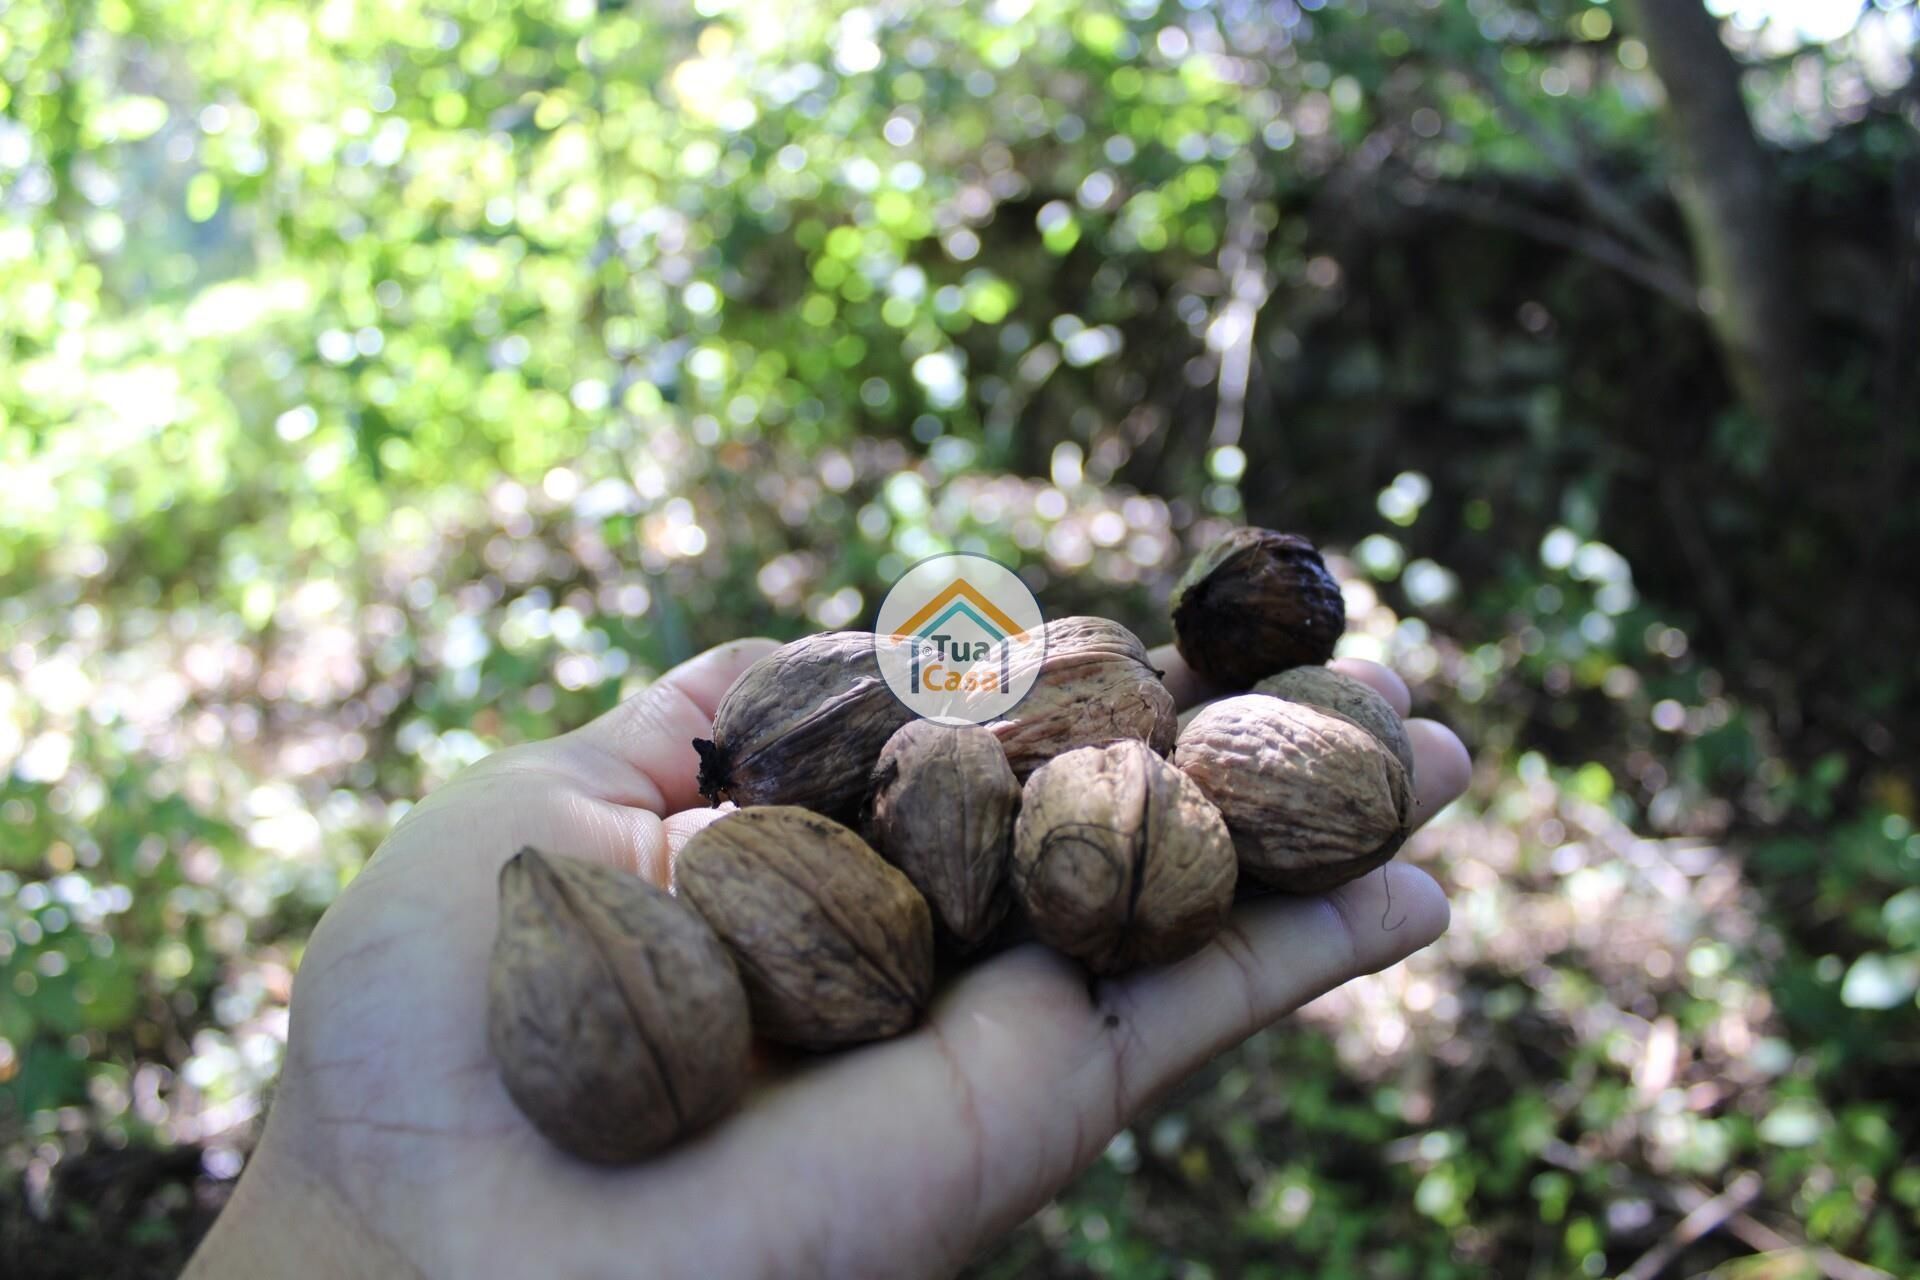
1615, 1169, 1762, 1280
1459, 57, 1690, 272
1616, 0, 1807, 436
1395, 178, 1700, 308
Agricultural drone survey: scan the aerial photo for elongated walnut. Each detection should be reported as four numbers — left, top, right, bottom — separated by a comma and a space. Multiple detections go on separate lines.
1012, 740, 1236, 974
1173, 695, 1411, 893
1254, 665, 1415, 779
868, 720, 1018, 949
984, 616, 1177, 779
674, 806, 934, 1049
1170, 529, 1345, 688
488, 848, 751, 1164
693, 631, 915, 820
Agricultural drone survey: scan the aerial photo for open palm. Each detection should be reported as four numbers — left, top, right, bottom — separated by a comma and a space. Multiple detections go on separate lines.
189, 639, 1468, 1279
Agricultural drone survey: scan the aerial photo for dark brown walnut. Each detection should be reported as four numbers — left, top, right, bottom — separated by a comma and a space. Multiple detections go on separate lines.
982, 616, 1178, 780
1254, 665, 1415, 779
674, 806, 934, 1049
1173, 695, 1411, 894
1012, 740, 1236, 974
868, 720, 1019, 949
693, 631, 914, 820
488, 848, 751, 1164
1170, 528, 1345, 689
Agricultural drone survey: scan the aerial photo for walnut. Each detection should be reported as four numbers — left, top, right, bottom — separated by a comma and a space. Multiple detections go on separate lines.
868, 720, 1019, 950
674, 806, 935, 1049
693, 631, 915, 821
985, 616, 1178, 779
1172, 695, 1411, 893
1011, 740, 1236, 974
487, 848, 751, 1164
1170, 529, 1345, 688
1254, 665, 1415, 779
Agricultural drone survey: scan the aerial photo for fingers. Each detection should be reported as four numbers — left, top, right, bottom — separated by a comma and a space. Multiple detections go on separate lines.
557, 639, 778, 815
913, 863, 1450, 1250
1098, 863, 1449, 1098
909, 658, 1464, 1239
650, 807, 734, 888
1406, 718, 1471, 827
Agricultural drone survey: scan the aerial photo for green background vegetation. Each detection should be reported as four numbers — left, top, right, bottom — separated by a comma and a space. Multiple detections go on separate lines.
3, 0, 1917, 1275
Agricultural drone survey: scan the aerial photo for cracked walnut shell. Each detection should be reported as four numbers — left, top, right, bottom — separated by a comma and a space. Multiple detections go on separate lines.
1011, 740, 1236, 974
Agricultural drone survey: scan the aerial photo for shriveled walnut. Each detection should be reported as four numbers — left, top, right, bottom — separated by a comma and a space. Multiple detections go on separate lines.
1170, 528, 1345, 688
1011, 740, 1236, 974
868, 719, 1018, 949
488, 848, 751, 1163
674, 806, 934, 1049
1173, 695, 1410, 893
984, 616, 1177, 779
1254, 665, 1414, 779
693, 631, 914, 820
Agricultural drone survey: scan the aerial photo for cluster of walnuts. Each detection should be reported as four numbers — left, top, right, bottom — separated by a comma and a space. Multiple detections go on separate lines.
488, 529, 1416, 1163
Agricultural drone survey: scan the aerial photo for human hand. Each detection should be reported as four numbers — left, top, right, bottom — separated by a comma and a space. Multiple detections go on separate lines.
187, 639, 1469, 1279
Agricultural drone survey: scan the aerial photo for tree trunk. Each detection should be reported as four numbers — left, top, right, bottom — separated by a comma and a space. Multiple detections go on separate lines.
1618, 0, 1805, 436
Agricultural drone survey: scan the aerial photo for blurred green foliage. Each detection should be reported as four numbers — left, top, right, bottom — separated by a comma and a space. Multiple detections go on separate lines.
3, 0, 1918, 1275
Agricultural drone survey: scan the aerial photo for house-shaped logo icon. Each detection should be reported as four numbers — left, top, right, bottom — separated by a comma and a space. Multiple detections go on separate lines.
892, 578, 1032, 695
873, 554, 1046, 724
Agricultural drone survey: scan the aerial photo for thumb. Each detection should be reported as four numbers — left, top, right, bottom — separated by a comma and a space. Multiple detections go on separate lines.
553, 638, 778, 815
